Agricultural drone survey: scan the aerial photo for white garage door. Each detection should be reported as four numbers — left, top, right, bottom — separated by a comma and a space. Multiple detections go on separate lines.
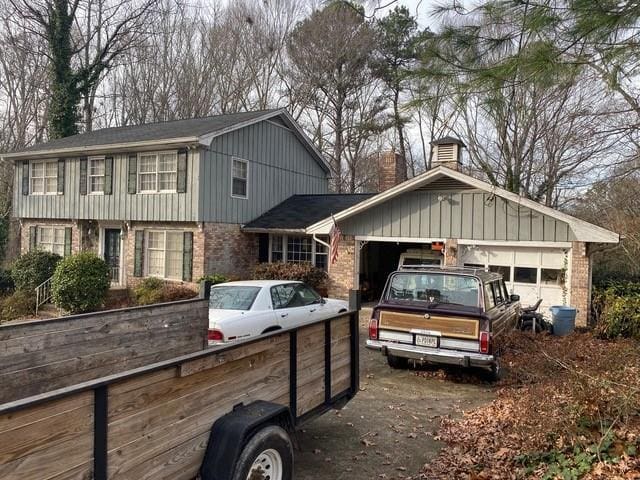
460, 245, 570, 312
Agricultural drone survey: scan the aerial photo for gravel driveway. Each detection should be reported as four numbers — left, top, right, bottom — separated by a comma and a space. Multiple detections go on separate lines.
294, 310, 495, 479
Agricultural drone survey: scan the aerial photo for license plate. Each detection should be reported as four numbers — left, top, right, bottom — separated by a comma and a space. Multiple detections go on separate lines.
415, 335, 438, 348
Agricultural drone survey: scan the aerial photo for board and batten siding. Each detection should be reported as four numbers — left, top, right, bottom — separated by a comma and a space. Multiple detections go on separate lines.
199, 120, 329, 224
13, 151, 200, 221
339, 190, 577, 242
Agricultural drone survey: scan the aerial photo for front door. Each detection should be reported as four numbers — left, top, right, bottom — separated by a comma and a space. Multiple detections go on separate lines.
104, 229, 121, 284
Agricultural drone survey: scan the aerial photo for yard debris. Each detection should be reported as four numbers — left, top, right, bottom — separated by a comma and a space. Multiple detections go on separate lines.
417, 331, 640, 479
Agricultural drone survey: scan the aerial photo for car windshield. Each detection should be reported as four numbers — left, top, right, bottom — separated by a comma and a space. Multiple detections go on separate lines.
385, 273, 480, 308
209, 286, 261, 311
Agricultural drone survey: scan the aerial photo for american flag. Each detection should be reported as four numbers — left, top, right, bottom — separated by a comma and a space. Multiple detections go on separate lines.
329, 219, 341, 265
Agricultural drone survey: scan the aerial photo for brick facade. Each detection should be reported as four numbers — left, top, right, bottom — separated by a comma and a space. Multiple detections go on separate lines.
570, 241, 591, 327
327, 235, 356, 300
444, 239, 458, 266
203, 223, 258, 279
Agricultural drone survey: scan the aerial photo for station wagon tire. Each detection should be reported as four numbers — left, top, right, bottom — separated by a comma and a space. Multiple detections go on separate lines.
486, 357, 503, 382
231, 425, 293, 480
387, 353, 409, 370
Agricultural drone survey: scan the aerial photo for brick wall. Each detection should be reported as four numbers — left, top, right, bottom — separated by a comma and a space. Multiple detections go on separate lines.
203, 222, 258, 279
18, 219, 81, 255
378, 151, 406, 192
569, 241, 591, 327
444, 239, 458, 266
328, 235, 356, 299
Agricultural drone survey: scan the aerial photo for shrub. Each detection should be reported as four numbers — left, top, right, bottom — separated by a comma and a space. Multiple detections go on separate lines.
197, 274, 228, 285
0, 269, 14, 295
133, 277, 197, 305
252, 262, 328, 291
0, 289, 36, 323
51, 252, 110, 314
11, 250, 61, 292
593, 281, 640, 339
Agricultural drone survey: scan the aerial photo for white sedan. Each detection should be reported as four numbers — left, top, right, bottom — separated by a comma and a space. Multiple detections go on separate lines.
207, 280, 349, 344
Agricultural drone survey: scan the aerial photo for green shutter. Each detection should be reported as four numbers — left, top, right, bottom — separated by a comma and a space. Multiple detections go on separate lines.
22, 161, 29, 195
128, 154, 137, 194
104, 156, 114, 194
57, 159, 65, 194
29, 226, 37, 251
182, 231, 193, 282
134, 230, 144, 277
64, 227, 72, 256
79, 157, 88, 195
177, 149, 187, 193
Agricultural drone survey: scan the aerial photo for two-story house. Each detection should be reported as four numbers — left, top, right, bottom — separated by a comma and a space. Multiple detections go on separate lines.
4, 111, 619, 326
3, 109, 330, 286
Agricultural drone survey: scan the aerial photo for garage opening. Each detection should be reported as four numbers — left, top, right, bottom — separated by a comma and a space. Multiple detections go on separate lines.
359, 241, 444, 303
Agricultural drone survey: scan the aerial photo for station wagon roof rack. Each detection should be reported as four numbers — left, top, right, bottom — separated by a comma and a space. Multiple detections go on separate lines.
397, 265, 503, 280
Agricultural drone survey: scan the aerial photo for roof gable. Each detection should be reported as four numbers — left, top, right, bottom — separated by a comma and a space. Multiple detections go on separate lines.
306, 167, 619, 244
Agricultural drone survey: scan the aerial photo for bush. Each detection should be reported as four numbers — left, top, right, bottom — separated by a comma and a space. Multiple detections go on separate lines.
11, 250, 61, 292
0, 269, 14, 295
51, 252, 110, 314
133, 277, 197, 305
253, 262, 328, 292
0, 289, 36, 323
197, 274, 228, 285
593, 281, 640, 339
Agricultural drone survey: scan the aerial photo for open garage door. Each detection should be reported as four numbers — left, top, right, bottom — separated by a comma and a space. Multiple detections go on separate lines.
359, 241, 444, 303
460, 245, 569, 312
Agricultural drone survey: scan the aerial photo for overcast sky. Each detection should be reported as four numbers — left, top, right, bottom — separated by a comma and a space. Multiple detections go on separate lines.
369, 0, 443, 28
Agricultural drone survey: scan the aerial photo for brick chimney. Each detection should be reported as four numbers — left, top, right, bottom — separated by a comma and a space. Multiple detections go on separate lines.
430, 136, 465, 170
378, 151, 406, 192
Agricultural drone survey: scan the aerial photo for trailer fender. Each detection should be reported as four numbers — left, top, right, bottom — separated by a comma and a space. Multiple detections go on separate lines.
199, 400, 295, 480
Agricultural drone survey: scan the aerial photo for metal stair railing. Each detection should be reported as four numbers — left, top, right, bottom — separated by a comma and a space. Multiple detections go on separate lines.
35, 276, 54, 315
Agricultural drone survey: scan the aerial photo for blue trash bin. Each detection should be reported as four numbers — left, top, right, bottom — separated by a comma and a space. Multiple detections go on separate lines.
549, 306, 577, 336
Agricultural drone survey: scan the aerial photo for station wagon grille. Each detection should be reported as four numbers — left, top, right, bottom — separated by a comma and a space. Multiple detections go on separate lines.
379, 311, 479, 340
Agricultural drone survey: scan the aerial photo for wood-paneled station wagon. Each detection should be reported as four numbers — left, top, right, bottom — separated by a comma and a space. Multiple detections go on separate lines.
366, 266, 520, 379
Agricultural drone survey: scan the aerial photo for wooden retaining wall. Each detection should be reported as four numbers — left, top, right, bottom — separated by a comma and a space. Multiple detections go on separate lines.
0, 311, 358, 480
0, 298, 209, 404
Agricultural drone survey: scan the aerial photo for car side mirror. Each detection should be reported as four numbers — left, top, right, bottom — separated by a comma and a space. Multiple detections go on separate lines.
320, 297, 327, 304
510, 294, 520, 302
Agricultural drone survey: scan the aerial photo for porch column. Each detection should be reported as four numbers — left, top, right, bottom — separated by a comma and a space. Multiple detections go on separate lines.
327, 235, 356, 300
569, 241, 591, 327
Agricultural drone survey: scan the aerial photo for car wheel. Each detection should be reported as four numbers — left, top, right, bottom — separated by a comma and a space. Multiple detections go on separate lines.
261, 326, 282, 335
231, 425, 293, 480
485, 357, 503, 382
387, 353, 409, 369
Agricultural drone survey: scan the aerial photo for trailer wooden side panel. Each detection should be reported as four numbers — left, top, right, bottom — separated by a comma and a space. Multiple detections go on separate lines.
0, 299, 208, 404
0, 392, 94, 480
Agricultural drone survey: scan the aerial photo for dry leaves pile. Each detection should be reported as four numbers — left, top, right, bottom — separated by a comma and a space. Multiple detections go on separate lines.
418, 332, 640, 479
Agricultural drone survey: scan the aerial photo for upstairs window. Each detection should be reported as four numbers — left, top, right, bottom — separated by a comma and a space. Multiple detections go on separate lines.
231, 158, 248, 198
31, 160, 58, 195
138, 152, 178, 193
88, 157, 105, 194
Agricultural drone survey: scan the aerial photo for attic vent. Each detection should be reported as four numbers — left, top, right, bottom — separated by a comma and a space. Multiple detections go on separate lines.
436, 144, 455, 163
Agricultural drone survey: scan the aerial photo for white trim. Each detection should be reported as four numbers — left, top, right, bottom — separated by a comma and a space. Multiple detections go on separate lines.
29, 159, 59, 196
88, 156, 106, 195
230, 157, 249, 200
354, 235, 446, 244
457, 239, 572, 248
144, 229, 185, 281
3, 137, 198, 160
306, 166, 619, 243
137, 150, 178, 194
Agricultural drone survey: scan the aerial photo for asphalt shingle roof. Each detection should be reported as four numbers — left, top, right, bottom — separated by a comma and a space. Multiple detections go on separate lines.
13, 110, 278, 153
244, 194, 376, 230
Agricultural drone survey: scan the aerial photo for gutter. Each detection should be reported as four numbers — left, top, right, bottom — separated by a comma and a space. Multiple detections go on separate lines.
240, 227, 307, 234
1, 136, 200, 160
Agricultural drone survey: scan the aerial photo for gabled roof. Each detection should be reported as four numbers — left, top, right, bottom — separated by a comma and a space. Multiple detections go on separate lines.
2, 109, 331, 173
306, 167, 619, 244
243, 194, 375, 232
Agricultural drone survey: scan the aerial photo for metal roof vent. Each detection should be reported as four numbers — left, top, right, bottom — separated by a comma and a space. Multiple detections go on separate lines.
430, 136, 466, 171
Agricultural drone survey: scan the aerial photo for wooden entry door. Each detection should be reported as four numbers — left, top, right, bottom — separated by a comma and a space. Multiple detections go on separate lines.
104, 228, 121, 284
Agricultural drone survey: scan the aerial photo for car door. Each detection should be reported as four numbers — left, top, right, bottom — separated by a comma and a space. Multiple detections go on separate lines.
488, 280, 514, 337
295, 284, 327, 321
270, 283, 310, 326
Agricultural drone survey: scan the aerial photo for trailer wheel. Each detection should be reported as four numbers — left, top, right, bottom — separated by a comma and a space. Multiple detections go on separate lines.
232, 425, 293, 480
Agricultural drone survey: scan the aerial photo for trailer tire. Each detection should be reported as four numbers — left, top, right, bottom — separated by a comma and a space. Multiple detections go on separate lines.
232, 425, 293, 480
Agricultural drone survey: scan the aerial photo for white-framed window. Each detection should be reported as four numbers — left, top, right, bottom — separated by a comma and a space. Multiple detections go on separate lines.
37, 226, 65, 256
88, 157, 105, 194
231, 157, 248, 198
30, 160, 58, 195
138, 151, 178, 193
269, 234, 329, 271
146, 230, 183, 280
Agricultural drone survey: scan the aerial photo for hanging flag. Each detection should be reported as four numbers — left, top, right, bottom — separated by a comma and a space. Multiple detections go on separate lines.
329, 217, 341, 265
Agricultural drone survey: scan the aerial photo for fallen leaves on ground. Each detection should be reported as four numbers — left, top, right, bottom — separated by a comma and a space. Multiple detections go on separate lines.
416, 331, 640, 479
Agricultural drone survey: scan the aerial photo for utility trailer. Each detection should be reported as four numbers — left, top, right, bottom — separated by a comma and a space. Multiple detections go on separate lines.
0, 297, 359, 480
